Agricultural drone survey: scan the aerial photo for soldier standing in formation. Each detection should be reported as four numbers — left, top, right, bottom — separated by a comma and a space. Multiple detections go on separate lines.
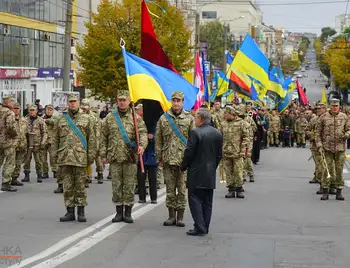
295, 111, 308, 148
316, 99, 350, 201
100, 90, 147, 224
42, 104, 58, 179
269, 110, 280, 147
54, 93, 96, 222
23, 104, 47, 183
0, 96, 18, 192
156, 92, 194, 227
221, 106, 249, 198
11, 103, 26, 187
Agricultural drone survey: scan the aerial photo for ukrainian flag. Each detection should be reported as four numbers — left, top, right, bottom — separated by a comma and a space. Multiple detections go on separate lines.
216, 71, 230, 96
284, 76, 296, 92
277, 92, 292, 113
269, 71, 286, 98
122, 47, 199, 111
233, 34, 270, 89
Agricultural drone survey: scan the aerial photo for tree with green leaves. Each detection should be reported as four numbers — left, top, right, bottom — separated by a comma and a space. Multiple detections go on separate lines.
314, 37, 331, 78
76, 0, 193, 100
199, 21, 225, 68
320, 27, 337, 42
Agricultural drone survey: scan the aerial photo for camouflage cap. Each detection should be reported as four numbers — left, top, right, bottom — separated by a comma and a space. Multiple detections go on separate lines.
317, 103, 326, 109
117, 90, 130, 99
2, 95, 14, 101
171, 91, 184, 100
80, 99, 90, 108
67, 93, 79, 102
13, 103, 21, 109
236, 104, 246, 116
29, 104, 37, 110
245, 100, 253, 106
329, 98, 340, 106
224, 105, 237, 115
46, 104, 54, 110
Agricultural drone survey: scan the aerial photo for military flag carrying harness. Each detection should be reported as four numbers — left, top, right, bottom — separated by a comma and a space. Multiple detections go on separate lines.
63, 113, 88, 150
112, 109, 137, 149
164, 112, 187, 146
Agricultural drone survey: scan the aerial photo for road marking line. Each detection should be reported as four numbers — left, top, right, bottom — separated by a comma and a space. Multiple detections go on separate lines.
31, 194, 167, 268
10, 187, 166, 268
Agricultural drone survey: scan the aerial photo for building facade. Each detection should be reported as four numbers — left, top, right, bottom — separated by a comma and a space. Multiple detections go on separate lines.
335, 14, 350, 34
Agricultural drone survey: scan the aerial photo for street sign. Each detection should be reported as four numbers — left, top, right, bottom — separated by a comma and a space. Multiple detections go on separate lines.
204, 61, 210, 76
52, 92, 80, 112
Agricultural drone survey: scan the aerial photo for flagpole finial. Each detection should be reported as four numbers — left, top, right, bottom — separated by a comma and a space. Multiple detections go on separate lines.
120, 38, 126, 48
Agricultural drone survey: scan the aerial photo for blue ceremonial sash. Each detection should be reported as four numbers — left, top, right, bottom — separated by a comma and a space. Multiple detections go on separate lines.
164, 112, 187, 146
63, 113, 87, 150
113, 109, 136, 149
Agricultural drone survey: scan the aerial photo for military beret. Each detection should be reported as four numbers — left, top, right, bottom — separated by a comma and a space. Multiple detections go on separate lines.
2, 95, 14, 101
117, 90, 130, 99
29, 104, 37, 110
67, 93, 79, 102
329, 98, 340, 106
171, 91, 184, 100
46, 104, 54, 110
13, 103, 21, 109
224, 105, 236, 115
80, 99, 90, 108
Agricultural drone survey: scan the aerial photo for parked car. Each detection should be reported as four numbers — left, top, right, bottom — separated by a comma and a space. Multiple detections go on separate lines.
303, 74, 308, 78
297, 74, 303, 78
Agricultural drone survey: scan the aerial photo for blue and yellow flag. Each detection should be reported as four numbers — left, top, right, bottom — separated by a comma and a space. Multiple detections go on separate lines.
277, 92, 292, 113
269, 71, 286, 98
284, 76, 296, 92
122, 47, 199, 111
216, 71, 230, 96
233, 34, 270, 89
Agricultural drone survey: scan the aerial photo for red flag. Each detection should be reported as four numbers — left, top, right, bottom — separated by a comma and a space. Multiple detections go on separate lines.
296, 80, 308, 105
141, 0, 178, 73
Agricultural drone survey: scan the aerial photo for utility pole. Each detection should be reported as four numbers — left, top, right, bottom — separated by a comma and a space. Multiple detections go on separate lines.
222, 23, 227, 70
89, 0, 92, 24
63, 0, 73, 92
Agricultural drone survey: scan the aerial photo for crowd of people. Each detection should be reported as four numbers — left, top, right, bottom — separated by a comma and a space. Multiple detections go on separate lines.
0, 90, 349, 236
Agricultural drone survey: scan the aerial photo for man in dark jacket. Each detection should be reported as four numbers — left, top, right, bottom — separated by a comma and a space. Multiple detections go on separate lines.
181, 108, 223, 236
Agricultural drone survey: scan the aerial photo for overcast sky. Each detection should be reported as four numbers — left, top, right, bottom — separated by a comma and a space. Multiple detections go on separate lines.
258, 0, 348, 34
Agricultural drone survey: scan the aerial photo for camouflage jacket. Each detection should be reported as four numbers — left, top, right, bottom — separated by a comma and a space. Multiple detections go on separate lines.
43, 115, 58, 145
244, 115, 257, 139
269, 115, 281, 132
156, 109, 194, 166
26, 116, 48, 148
315, 111, 350, 152
15, 116, 28, 151
221, 117, 249, 158
0, 106, 18, 149
54, 109, 96, 167
307, 115, 318, 150
85, 111, 101, 151
295, 117, 308, 133
212, 109, 224, 129
242, 118, 253, 152
100, 108, 147, 164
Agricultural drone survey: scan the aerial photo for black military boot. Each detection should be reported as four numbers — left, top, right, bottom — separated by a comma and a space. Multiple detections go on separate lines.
77, 206, 87, 222
22, 171, 30, 182
124, 206, 134, 223
96, 173, 103, 184
163, 208, 176, 226
320, 188, 329, 200
42, 173, 49, 179
236, 187, 245, 199
176, 210, 185, 227
112, 206, 124, 223
37, 173, 43, 183
107, 175, 112, 180
309, 178, 318, 184
225, 189, 235, 198
11, 178, 23, 186
88, 177, 92, 183
54, 184, 63, 194
336, 189, 345, 201
329, 188, 336, 195
316, 186, 323, 195
59, 207, 75, 222
249, 176, 255, 182
53, 172, 57, 179
1, 183, 17, 192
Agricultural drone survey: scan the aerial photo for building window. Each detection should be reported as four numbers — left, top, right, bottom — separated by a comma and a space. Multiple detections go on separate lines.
202, 11, 217, 19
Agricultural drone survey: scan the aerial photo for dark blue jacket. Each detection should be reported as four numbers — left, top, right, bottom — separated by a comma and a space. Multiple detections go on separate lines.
139, 132, 158, 167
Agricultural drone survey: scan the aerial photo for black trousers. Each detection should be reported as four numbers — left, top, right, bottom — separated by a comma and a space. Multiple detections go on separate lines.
137, 165, 157, 202
188, 188, 214, 234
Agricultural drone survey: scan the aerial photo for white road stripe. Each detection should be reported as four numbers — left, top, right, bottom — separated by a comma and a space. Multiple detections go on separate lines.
344, 181, 350, 188
10, 187, 166, 268
31, 194, 167, 268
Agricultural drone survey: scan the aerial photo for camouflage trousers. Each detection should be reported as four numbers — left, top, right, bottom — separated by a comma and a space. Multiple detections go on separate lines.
24, 147, 43, 174
13, 150, 27, 179
164, 164, 186, 210
311, 150, 324, 183
321, 151, 345, 189
110, 162, 137, 206
61, 165, 87, 207
157, 166, 164, 184
268, 131, 279, 145
56, 166, 63, 185
0, 147, 16, 184
223, 157, 244, 189
95, 152, 104, 173
244, 157, 254, 177
41, 144, 57, 173
296, 132, 306, 145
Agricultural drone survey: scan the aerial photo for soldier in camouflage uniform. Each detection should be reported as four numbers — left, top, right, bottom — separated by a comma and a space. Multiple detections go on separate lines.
42, 105, 58, 179
54, 93, 96, 222
156, 92, 194, 227
101, 90, 147, 224
221, 106, 249, 198
211, 99, 224, 129
295, 111, 308, 148
11, 103, 26, 187
316, 99, 350, 201
23, 104, 48, 183
0, 96, 18, 192
269, 110, 281, 146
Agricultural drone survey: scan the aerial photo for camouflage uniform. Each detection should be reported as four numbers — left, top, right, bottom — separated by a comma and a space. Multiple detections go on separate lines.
41, 106, 58, 178
315, 99, 350, 200
23, 105, 48, 182
12, 103, 28, 185
295, 115, 308, 147
54, 93, 96, 222
221, 106, 249, 198
0, 97, 18, 191
212, 108, 224, 129
156, 92, 194, 227
269, 113, 281, 146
